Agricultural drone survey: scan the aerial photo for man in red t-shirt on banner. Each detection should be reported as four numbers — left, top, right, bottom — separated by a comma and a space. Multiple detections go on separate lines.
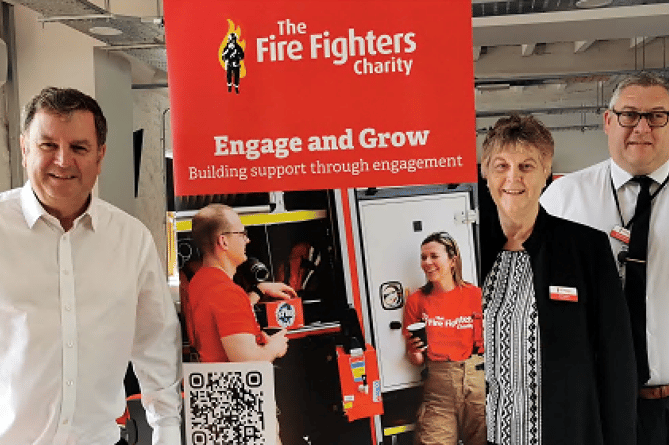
188, 204, 296, 363
188, 204, 296, 444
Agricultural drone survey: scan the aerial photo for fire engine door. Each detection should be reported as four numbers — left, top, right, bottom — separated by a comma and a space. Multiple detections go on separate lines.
356, 190, 477, 392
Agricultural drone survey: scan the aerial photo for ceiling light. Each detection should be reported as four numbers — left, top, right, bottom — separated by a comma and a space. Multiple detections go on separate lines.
576, 0, 613, 8
89, 26, 123, 36
476, 83, 511, 91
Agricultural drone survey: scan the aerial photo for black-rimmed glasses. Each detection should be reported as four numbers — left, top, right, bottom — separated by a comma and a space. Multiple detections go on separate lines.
610, 109, 669, 128
221, 229, 249, 239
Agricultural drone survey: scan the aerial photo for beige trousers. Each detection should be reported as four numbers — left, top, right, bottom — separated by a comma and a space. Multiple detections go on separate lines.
414, 355, 486, 445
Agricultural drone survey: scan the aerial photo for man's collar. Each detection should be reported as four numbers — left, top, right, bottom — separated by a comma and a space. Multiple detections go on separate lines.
84, 196, 99, 231
649, 157, 669, 186
20, 181, 45, 228
19, 181, 97, 231
610, 158, 669, 190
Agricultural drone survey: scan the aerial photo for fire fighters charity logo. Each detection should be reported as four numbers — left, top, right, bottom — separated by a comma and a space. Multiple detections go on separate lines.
275, 302, 296, 328
219, 19, 247, 94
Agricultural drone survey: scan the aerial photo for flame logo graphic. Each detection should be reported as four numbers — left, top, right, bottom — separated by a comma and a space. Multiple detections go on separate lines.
219, 19, 247, 78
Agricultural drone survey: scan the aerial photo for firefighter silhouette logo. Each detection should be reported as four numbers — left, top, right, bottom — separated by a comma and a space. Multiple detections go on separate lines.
219, 19, 246, 94
275, 302, 297, 328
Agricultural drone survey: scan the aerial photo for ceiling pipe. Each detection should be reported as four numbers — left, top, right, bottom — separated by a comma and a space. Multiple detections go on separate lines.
100, 43, 164, 51
38, 14, 115, 22
476, 124, 602, 135
476, 105, 604, 118
132, 82, 168, 90
475, 67, 669, 86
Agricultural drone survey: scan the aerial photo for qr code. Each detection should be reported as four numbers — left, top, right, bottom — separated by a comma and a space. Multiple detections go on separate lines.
184, 362, 277, 445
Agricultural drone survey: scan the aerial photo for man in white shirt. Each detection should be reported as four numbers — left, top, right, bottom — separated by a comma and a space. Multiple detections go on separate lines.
0, 87, 182, 444
541, 72, 669, 445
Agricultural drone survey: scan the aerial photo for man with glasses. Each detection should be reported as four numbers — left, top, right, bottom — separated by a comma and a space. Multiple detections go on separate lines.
188, 204, 295, 444
188, 203, 295, 364
541, 72, 669, 445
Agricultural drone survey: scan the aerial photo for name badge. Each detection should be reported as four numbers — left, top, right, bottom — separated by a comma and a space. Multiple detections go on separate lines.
610, 225, 630, 245
549, 285, 578, 302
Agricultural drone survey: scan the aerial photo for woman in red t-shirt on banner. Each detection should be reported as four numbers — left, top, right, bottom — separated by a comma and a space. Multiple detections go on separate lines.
403, 232, 485, 445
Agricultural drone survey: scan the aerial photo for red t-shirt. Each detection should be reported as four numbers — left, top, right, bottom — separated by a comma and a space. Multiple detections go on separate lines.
403, 284, 482, 362
187, 266, 264, 362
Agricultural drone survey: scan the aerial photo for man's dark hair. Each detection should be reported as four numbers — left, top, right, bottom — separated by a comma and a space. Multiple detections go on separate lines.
21, 87, 107, 147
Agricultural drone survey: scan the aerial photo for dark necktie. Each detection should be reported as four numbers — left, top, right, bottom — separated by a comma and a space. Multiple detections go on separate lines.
624, 175, 653, 385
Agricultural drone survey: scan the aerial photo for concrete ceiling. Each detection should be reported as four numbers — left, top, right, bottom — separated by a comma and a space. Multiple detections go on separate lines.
472, 1, 669, 115
8, 0, 167, 84
473, 3, 669, 46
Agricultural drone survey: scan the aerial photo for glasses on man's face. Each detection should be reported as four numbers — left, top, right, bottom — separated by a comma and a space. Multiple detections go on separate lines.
610, 109, 669, 128
221, 229, 249, 240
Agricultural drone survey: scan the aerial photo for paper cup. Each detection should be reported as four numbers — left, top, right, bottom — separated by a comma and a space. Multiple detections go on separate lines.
407, 321, 427, 348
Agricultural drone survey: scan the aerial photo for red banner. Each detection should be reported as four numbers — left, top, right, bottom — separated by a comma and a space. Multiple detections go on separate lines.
164, 0, 476, 196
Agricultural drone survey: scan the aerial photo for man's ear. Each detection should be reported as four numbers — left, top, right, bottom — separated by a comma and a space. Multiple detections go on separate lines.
603, 109, 614, 136
97, 143, 107, 162
216, 233, 228, 251
95, 144, 106, 175
20, 134, 27, 168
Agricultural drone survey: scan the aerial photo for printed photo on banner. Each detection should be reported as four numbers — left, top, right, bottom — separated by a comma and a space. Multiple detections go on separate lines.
173, 184, 483, 445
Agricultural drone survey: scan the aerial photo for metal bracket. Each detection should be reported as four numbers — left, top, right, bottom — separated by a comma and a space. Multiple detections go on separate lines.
455, 209, 478, 225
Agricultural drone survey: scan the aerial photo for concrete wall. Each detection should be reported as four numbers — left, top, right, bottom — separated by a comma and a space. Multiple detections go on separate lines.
14, 6, 97, 108
132, 88, 170, 270
94, 48, 135, 216
0, 85, 11, 192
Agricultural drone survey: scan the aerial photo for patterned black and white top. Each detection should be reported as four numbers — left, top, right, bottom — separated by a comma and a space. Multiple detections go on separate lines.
483, 250, 542, 445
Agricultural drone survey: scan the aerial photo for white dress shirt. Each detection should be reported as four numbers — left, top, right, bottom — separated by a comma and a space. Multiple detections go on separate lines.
0, 182, 182, 444
541, 158, 669, 386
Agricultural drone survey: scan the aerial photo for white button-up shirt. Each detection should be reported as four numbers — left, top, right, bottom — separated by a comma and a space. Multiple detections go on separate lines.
541, 158, 669, 386
0, 183, 182, 444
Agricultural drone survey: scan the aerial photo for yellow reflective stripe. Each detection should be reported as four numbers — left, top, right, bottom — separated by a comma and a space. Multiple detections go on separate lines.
176, 210, 327, 232
240, 210, 326, 226
176, 220, 191, 232
383, 424, 415, 436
